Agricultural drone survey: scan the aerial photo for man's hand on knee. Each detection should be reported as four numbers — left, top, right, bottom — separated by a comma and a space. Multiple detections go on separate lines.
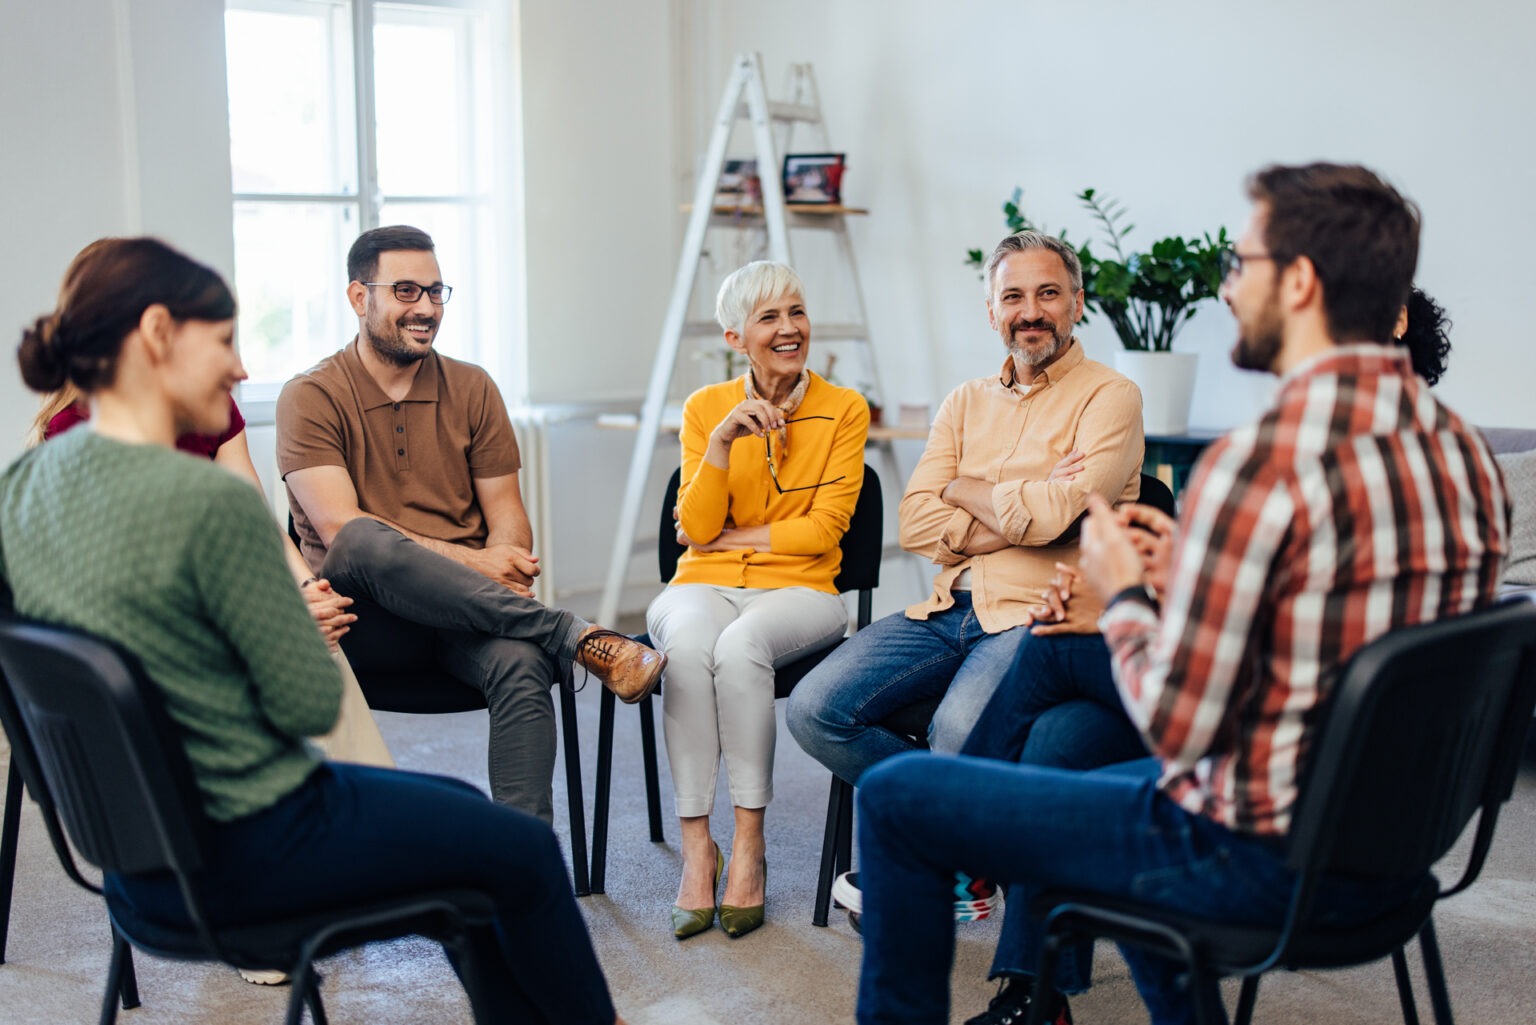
465, 543, 540, 595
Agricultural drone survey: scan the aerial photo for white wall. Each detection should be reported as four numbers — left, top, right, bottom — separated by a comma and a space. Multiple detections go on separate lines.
518, 0, 683, 405
690, 0, 1536, 430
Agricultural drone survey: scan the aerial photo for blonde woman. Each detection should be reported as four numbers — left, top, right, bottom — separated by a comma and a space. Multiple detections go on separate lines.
646, 261, 869, 939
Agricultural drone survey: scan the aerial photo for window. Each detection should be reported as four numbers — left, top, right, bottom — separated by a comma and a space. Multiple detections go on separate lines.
224, 0, 513, 396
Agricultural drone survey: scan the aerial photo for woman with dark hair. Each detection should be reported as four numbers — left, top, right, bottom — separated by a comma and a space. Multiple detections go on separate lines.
1, 237, 624, 1024
1397, 286, 1452, 385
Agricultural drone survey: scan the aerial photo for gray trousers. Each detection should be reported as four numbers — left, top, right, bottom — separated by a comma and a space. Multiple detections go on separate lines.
321, 518, 586, 823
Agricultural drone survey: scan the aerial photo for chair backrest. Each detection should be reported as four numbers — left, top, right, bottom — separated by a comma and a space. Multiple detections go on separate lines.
1137, 472, 1177, 519
0, 621, 207, 880
656, 463, 883, 597
1287, 596, 1536, 882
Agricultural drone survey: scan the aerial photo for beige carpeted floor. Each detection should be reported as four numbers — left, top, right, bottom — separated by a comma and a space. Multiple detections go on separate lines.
2, 686, 1534, 1025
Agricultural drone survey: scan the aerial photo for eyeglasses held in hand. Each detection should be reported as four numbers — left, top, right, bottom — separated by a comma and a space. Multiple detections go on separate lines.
764, 415, 847, 494
362, 281, 454, 304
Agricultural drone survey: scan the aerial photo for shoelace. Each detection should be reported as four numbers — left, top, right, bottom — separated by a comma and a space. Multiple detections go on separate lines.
569, 629, 632, 694
575, 629, 625, 667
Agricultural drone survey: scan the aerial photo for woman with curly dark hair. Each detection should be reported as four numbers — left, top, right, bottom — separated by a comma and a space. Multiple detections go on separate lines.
1397, 286, 1452, 385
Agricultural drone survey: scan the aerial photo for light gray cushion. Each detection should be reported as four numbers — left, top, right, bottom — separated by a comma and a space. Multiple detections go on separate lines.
1497, 449, 1536, 587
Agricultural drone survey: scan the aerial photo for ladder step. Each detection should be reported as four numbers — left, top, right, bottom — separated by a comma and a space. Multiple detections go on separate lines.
734, 100, 821, 123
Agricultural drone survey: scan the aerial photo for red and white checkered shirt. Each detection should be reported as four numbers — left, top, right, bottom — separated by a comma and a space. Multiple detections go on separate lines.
1101, 345, 1510, 836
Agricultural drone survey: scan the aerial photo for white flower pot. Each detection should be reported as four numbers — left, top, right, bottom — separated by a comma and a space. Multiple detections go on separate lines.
1115, 350, 1199, 436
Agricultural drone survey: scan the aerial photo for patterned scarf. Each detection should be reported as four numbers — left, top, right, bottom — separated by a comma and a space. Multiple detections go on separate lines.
744, 369, 810, 458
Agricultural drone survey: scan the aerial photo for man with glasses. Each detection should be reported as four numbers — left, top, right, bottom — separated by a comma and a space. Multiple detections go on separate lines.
277, 225, 664, 822
851, 164, 1509, 1025
787, 229, 1144, 915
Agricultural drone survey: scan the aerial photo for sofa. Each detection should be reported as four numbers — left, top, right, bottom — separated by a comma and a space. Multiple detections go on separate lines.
1485, 427, 1536, 591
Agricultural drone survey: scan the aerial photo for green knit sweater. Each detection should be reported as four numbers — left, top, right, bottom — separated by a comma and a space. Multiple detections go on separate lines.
0, 430, 341, 822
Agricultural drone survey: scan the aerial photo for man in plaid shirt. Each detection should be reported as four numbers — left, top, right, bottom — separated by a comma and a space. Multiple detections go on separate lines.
852, 163, 1510, 1025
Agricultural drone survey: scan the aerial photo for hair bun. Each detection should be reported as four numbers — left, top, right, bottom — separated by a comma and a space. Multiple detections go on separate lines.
17, 313, 69, 392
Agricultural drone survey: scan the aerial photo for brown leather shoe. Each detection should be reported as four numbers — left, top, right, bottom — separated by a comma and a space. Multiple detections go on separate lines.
575, 627, 666, 704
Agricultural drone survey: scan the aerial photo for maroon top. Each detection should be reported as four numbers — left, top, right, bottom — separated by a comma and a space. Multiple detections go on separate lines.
45, 395, 246, 459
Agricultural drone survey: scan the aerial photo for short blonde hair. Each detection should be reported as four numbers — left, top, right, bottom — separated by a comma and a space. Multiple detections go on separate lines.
714, 261, 806, 335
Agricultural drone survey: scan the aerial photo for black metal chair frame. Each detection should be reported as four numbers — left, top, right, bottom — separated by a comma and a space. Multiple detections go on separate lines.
0, 655, 142, 1012
287, 516, 590, 895
814, 471, 1180, 927
588, 463, 883, 922
1025, 595, 1536, 1025
0, 619, 501, 1025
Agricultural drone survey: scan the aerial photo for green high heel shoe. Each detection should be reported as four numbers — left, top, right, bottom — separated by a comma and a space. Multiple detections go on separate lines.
719, 857, 766, 938
671, 842, 724, 940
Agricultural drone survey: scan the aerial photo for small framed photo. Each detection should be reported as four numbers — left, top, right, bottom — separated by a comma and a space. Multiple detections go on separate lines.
714, 158, 762, 209
782, 153, 846, 205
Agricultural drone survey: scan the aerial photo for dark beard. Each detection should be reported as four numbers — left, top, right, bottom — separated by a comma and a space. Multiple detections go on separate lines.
363, 312, 434, 367
1230, 331, 1281, 373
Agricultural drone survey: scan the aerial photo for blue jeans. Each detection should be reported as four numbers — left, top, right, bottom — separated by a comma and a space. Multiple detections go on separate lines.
786, 594, 1032, 783
961, 632, 1150, 988
854, 754, 1418, 1025
107, 763, 615, 1025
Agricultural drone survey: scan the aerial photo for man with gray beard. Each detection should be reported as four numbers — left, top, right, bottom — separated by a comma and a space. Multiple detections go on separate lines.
277, 225, 663, 823
787, 231, 1144, 920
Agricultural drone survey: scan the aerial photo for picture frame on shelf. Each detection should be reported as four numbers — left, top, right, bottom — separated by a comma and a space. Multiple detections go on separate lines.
714, 158, 762, 209
782, 152, 845, 205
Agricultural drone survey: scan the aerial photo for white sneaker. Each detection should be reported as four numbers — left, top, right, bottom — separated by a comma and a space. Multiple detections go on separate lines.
238, 968, 290, 985
832, 871, 864, 914
832, 870, 1002, 922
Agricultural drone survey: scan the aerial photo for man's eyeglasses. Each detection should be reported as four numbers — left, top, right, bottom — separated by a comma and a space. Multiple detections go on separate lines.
362, 281, 454, 304
1217, 249, 1277, 280
765, 415, 846, 494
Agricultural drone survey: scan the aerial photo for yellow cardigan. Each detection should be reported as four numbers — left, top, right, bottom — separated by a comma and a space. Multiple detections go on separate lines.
673, 372, 870, 594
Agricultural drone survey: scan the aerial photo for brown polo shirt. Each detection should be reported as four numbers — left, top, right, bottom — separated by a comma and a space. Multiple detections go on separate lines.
276, 338, 521, 572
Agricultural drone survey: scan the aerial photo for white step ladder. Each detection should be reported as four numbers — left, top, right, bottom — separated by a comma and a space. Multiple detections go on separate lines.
597, 52, 897, 626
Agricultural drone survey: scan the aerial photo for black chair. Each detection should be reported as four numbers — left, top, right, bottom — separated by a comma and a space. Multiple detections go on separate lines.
1025, 596, 1536, 1025
814, 471, 1178, 927
0, 619, 501, 1025
589, 464, 883, 908
0, 656, 142, 1012
1136, 471, 1177, 519
286, 516, 590, 895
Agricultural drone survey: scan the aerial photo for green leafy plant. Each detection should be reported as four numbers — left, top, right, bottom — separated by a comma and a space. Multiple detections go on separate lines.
967, 188, 1229, 352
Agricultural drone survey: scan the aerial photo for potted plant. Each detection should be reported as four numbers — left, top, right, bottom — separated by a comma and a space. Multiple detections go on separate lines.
967, 188, 1229, 433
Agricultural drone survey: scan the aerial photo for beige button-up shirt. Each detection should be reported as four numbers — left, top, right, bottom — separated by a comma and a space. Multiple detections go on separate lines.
899, 339, 1144, 634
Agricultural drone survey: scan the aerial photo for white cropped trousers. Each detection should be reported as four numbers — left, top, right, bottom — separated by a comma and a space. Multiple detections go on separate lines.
646, 583, 848, 817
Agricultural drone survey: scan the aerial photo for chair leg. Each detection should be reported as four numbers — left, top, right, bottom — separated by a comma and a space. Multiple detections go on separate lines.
557, 674, 589, 897
116, 940, 140, 1010
98, 931, 133, 1025
1418, 917, 1455, 1025
0, 760, 20, 965
590, 687, 617, 894
1187, 963, 1226, 1025
638, 694, 664, 843
1232, 975, 1261, 1025
835, 779, 854, 876
813, 775, 850, 927
1392, 946, 1422, 1025
1024, 938, 1063, 1025
285, 956, 328, 1025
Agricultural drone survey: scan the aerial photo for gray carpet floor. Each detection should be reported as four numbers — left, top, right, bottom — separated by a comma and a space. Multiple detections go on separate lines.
2, 687, 1534, 1025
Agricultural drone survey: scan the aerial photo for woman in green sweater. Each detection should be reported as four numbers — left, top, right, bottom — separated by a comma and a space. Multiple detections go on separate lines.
1, 237, 623, 1024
